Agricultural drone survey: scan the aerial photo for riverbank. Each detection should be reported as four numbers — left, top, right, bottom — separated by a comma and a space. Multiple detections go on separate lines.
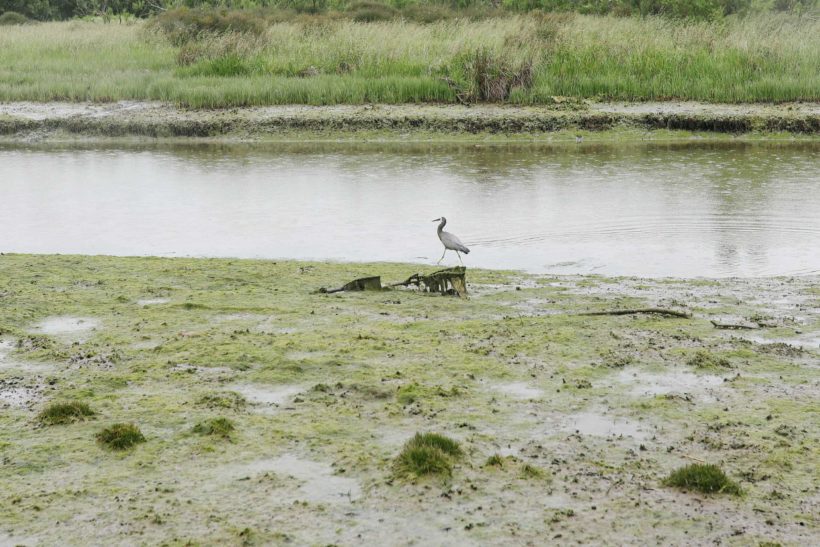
1, 255, 817, 545
2, 101, 819, 142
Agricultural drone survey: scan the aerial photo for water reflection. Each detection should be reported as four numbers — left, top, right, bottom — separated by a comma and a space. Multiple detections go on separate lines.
1, 141, 818, 277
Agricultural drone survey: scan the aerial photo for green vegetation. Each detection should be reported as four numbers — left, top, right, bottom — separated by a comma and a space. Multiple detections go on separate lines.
0, 12, 817, 106
0, 10, 28, 24
394, 432, 463, 477
687, 350, 732, 369
192, 417, 236, 438
485, 453, 504, 467
664, 463, 742, 495
96, 422, 146, 450
37, 401, 95, 425
197, 391, 247, 410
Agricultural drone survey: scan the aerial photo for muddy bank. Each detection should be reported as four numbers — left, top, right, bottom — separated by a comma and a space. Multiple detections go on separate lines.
0, 255, 817, 545
1, 101, 819, 141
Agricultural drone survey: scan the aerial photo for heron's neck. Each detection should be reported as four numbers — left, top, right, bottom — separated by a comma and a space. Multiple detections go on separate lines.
437, 218, 446, 233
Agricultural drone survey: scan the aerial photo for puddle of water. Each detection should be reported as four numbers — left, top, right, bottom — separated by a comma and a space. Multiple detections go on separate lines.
615, 369, 725, 398
742, 334, 820, 352
557, 411, 648, 439
228, 454, 361, 504
29, 316, 100, 342
230, 384, 304, 413
136, 298, 169, 306
493, 382, 543, 400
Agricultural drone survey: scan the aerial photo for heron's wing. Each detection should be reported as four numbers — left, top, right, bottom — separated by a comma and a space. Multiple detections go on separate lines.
442, 232, 470, 253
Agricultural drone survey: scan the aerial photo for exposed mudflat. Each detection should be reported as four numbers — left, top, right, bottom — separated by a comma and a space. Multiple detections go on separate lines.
0, 255, 817, 545
1, 101, 818, 142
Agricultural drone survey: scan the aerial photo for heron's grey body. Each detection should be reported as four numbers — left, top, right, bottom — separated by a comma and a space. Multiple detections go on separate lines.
433, 217, 470, 265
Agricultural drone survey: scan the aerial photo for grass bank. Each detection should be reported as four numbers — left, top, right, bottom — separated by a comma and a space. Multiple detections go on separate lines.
0, 254, 817, 544
0, 13, 818, 107
2, 102, 818, 141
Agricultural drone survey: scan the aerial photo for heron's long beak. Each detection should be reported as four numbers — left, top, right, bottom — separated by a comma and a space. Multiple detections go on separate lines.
432, 218, 441, 222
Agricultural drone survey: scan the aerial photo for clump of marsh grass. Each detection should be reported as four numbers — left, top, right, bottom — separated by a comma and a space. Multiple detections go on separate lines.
148, 7, 267, 46
37, 401, 95, 425
485, 454, 504, 467
193, 417, 235, 439
448, 47, 535, 102
394, 432, 463, 478
197, 391, 247, 410
687, 350, 731, 369
663, 463, 742, 495
97, 423, 146, 450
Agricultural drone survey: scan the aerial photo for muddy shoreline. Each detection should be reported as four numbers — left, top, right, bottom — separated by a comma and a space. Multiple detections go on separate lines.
1, 101, 819, 142
0, 255, 817, 545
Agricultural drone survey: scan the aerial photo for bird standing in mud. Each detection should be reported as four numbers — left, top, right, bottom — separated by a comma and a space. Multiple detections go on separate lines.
433, 217, 470, 265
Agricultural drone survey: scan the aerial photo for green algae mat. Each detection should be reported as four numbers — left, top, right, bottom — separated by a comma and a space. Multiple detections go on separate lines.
0, 255, 817, 545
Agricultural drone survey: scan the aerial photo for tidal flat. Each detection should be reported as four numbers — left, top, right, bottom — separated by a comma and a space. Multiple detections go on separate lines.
0, 254, 817, 545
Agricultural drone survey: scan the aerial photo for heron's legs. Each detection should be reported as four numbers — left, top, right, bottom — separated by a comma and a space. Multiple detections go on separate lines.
437, 248, 447, 265
456, 251, 463, 265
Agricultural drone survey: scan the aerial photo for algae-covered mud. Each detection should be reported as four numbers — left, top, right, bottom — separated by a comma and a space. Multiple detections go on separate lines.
1, 102, 819, 141
0, 254, 817, 545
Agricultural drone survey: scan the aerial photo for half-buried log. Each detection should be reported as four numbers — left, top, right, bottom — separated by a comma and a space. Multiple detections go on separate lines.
320, 276, 382, 294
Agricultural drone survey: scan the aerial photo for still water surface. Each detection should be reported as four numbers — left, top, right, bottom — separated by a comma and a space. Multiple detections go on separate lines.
1, 142, 818, 277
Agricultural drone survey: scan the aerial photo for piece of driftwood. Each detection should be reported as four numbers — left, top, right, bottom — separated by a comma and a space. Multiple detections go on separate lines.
319, 276, 382, 294
710, 320, 759, 330
392, 267, 468, 298
580, 308, 692, 319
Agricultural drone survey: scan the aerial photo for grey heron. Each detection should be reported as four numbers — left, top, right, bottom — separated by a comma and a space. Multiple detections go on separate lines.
432, 217, 470, 265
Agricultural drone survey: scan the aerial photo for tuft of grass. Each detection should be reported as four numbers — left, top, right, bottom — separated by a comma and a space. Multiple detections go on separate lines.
197, 391, 247, 410
96, 423, 146, 450
520, 463, 548, 479
193, 417, 236, 438
37, 401, 95, 425
663, 463, 742, 495
394, 432, 462, 477
687, 350, 732, 369
485, 454, 504, 467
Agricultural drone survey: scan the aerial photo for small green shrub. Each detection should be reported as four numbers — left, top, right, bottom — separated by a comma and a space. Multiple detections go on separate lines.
687, 350, 731, 369
37, 401, 95, 425
520, 463, 547, 479
664, 463, 742, 495
347, 1, 397, 22
96, 423, 146, 450
193, 417, 235, 438
485, 454, 504, 467
197, 391, 247, 410
394, 432, 462, 477
149, 7, 267, 46
0, 11, 30, 25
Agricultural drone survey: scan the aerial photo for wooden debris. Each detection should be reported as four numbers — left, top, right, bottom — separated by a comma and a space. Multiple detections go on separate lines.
710, 320, 759, 330
391, 267, 468, 298
320, 276, 382, 294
